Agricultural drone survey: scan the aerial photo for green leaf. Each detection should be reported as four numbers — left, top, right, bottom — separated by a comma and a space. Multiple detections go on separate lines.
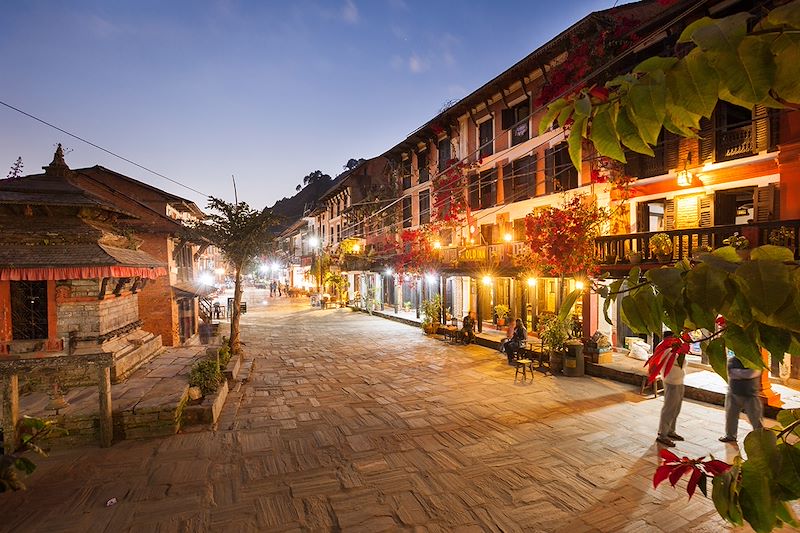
734, 261, 792, 317
709, 35, 776, 107
712, 463, 744, 526
667, 49, 720, 118
539, 98, 568, 136
574, 94, 592, 117
712, 245, 743, 263
558, 289, 581, 322
751, 244, 796, 262
567, 115, 586, 171
777, 409, 800, 438
557, 105, 574, 129
722, 283, 753, 327
647, 267, 683, 304
627, 266, 641, 289
589, 106, 626, 162
633, 56, 678, 73
764, 1, 800, 30
678, 16, 717, 44
757, 323, 791, 362
688, 302, 716, 331
621, 294, 649, 334
772, 33, 800, 105
13, 457, 36, 475
628, 78, 667, 146
740, 461, 776, 533
664, 103, 701, 138
704, 337, 728, 381
686, 263, 729, 312
771, 292, 800, 333
726, 323, 767, 370
616, 110, 654, 156
691, 12, 750, 50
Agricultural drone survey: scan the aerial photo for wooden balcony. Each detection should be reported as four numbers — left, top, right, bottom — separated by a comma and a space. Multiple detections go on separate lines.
595, 220, 800, 269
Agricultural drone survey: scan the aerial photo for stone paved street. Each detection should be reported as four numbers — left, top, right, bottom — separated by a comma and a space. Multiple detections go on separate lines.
0, 298, 773, 532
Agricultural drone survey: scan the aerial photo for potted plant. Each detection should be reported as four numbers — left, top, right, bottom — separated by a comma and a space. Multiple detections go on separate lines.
723, 232, 750, 259
420, 294, 442, 335
539, 313, 569, 374
769, 226, 794, 249
494, 304, 510, 327
403, 301, 412, 312
691, 244, 713, 259
627, 250, 642, 265
649, 233, 673, 262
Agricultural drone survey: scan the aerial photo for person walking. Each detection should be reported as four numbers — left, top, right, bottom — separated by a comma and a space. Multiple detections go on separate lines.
653, 332, 688, 447
719, 353, 763, 443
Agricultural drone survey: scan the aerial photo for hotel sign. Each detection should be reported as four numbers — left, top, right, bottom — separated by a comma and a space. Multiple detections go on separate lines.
459, 246, 488, 262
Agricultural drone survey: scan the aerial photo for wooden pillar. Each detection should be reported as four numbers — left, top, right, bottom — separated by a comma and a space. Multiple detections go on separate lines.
582, 291, 597, 340
45, 280, 61, 351
779, 141, 800, 219
440, 275, 447, 324
0, 280, 11, 354
2, 374, 19, 453
476, 279, 482, 333
98, 365, 113, 448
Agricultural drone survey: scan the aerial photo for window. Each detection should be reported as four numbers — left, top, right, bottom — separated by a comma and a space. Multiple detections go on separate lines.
513, 219, 526, 241
478, 119, 494, 158
418, 150, 429, 183
10, 281, 48, 340
502, 155, 536, 204
468, 172, 480, 210
419, 190, 430, 225
401, 158, 412, 189
402, 196, 412, 228
437, 138, 451, 172
480, 169, 496, 209
480, 224, 494, 245
545, 142, 578, 193
502, 100, 530, 146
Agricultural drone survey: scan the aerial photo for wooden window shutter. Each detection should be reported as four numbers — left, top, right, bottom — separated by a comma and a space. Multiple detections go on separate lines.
698, 194, 714, 228
753, 184, 777, 223
544, 147, 555, 194
636, 202, 649, 233
664, 132, 679, 171
753, 104, 769, 153
663, 199, 676, 230
768, 108, 781, 151
501, 108, 515, 130
699, 116, 714, 163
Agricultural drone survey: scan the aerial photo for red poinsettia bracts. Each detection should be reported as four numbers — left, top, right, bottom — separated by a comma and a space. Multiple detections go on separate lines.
643, 333, 692, 384
654, 449, 731, 499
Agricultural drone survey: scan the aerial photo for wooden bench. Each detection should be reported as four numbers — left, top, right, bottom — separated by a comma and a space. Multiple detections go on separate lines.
514, 358, 534, 381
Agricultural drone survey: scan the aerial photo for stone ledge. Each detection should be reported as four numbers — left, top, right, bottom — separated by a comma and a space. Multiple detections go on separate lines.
181, 380, 229, 427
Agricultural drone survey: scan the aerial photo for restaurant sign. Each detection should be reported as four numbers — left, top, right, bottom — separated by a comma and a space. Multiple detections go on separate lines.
459, 246, 488, 262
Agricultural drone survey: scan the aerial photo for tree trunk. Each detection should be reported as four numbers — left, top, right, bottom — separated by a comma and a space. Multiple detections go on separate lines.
230, 264, 244, 354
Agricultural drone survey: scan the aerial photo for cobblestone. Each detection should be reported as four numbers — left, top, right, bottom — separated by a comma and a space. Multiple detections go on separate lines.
0, 298, 788, 531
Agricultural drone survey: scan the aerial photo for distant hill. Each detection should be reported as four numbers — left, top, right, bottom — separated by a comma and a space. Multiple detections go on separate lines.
269, 178, 332, 232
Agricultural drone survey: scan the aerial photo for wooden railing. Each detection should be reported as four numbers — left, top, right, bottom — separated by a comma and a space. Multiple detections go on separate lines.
595, 220, 800, 265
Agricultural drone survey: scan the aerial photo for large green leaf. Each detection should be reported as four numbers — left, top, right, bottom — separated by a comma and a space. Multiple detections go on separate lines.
776, 444, 800, 499
757, 322, 791, 362
772, 34, 800, 104
634, 56, 678, 73
744, 429, 779, 475
589, 105, 626, 162
686, 263, 728, 312
627, 78, 666, 146
712, 463, 744, 526
690, 12, 749, 50
667, 49, 720, 118
709, 35, 776, 107
539, 98, 568, 135
557, 104, 574, 129
770, 292, 800, 333
722, 282, 753, 327
763, 0, 800, 30
704, 337, 728, 381
647, 267, 683, 304
633, 288, 664, 335
621, 294, 649, 334
751, 244, 796, 262
734, 261, 792, 317
558, 289, 581, 322
664, 101, 701, 138
740, 430, 780, 533
688, 302, 716, 331
777, 409, 800, 438
567, 115, 586, 171
679, 16, 718, 44
574, 94, 592, 117
616, 106, 654, 156
725, 323, 767, 370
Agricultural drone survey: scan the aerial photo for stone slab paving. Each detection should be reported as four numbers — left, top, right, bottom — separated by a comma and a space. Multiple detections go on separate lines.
0, 298, 793, 532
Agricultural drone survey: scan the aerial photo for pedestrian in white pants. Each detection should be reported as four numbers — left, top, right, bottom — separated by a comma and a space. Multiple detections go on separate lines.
719, 354, 763, 443
655, 332, 688, 448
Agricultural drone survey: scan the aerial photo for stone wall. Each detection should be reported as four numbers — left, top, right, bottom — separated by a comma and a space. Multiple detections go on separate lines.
55, 279, 140, 340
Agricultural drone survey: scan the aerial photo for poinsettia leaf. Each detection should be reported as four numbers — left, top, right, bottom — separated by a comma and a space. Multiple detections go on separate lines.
740, 459, 777, 533
669, 464, 692, 487
763, 0, 800, 29
628, 78, 666, 146
660, 449, 680, 462
667, 48, 719, 118
750, 244, 795, 262
634, 56, 679, 73
647, 267, 684, 304
686, 263, 728, 314
654, 464, 673, 488
734, 260, 792, 317
725, 323, 767, 370
698, 473, 708, 497
567, 115, 586, 171
678, 16, 717, 44
756, 323, 791, 364
703, 459, 732, 477
771, 33, 800, 105
687, 467, 703, 499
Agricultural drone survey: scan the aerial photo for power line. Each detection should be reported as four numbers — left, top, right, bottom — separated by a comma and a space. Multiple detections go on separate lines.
0, 99, 208, 198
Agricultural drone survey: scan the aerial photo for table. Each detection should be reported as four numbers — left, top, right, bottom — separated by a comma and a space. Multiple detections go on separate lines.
442, 325, 459, 343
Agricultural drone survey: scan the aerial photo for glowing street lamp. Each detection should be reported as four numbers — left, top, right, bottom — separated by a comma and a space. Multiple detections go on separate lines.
575, 280, 586, 291
353, 243, 361, 253
425, 273, 437, 284
482, 275, 492, 286
198, 272, 214, 286
503, 233, 513, 242
527, 278, 537, 287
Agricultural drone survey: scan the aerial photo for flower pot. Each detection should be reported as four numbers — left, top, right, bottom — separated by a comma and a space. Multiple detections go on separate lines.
736, 249, 751, 260
549, 350, 563, 374
628, 252, 642, 265
423, 323, 439, 335
657, 253, 673, 263
497, 318, 506, 328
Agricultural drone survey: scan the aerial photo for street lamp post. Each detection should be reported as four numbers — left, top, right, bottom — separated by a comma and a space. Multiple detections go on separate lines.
309, 236, 320, 294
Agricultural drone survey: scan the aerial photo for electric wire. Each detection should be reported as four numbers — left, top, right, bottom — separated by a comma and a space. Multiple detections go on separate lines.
0, 99, 208, 198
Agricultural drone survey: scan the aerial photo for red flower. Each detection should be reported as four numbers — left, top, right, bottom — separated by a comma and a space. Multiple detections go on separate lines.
653, 449, 731, 499
589, 86, 609, 102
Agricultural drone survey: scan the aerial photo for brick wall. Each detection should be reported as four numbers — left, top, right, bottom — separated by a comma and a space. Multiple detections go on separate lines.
139, 273, 180, 346
55, 279, 140, 340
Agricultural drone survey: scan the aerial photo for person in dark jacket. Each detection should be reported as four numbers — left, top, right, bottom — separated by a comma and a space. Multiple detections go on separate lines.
461, 311, 476, 344
719, 353, 763, 443
506, 318, 528, 363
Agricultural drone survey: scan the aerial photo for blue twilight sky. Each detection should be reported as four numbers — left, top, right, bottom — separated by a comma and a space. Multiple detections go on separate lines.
0, 0, 630, 209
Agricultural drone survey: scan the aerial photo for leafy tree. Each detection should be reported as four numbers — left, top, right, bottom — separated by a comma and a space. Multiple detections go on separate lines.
302, 170, 332, 187
542, 2, 800, 529
5, 157, 23, 179
344, 158, 365, 171
541, 0, 800, 171
190, 197, 280, 354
